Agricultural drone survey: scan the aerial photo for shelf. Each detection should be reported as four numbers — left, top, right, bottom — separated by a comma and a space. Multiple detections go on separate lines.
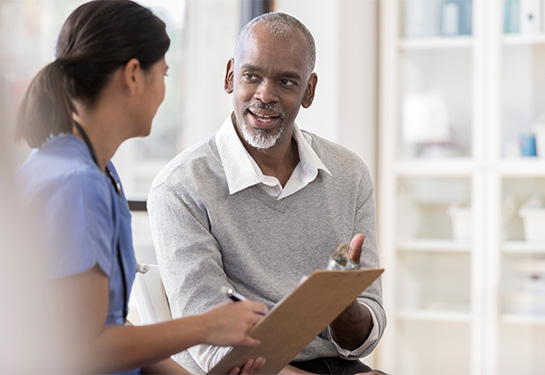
398, 309, 471, 323
396, 158, 474, 176
398, 239, 471, 252
501, 313, 545, 325
400, 36, 473, 50
380, 2, 545, 373
498, 159, 545, 177
503, 34, 545, 46
393, 158, 545, 177
503, 241, 545, 254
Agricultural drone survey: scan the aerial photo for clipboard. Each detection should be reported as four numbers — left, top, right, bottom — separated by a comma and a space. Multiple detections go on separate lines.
208, 268, 384, 375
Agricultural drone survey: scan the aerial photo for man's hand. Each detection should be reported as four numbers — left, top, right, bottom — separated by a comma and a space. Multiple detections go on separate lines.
328, 233, 373, 350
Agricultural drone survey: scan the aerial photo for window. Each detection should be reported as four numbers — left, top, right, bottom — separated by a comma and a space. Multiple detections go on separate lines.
0, 0, 242, 199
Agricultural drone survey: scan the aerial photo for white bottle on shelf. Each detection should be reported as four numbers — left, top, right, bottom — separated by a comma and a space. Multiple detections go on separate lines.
441, 1, 460, 36
520, 0, 541, 34
404, 0, 441, 37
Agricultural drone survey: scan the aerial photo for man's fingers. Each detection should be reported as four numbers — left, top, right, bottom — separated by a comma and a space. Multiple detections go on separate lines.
348, 234, 365, 264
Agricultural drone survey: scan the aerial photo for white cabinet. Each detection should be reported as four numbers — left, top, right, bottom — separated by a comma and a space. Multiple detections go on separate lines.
378, 1, 545, 374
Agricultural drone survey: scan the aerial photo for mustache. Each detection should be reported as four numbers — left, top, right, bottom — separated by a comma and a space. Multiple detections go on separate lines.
243, 102, 285, 118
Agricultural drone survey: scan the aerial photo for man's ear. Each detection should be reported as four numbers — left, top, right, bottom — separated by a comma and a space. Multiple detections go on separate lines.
224, 58, 235, 94
302, 72, 318, 108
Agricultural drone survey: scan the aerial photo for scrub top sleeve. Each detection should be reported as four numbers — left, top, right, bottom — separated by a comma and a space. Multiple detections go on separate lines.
42, 171, 115, 280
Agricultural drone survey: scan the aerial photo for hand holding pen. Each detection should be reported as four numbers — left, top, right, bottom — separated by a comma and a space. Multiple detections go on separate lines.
222, 287, 268, 375
200, 287, 267, 348
222, 286, 248, 302
222, 286, 267, 315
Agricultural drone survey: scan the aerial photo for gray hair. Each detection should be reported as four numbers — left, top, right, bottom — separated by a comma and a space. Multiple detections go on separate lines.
235, 12, 316, 75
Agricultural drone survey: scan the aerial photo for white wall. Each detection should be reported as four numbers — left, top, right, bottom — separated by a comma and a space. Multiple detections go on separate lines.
178, 0, 240, 151
274, 0, 378, 179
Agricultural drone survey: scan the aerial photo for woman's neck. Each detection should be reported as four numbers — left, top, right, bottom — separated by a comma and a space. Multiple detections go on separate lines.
72, 111, 123, 172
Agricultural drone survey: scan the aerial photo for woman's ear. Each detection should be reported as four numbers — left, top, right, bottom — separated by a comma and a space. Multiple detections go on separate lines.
224, 58, 235, 94
123, 58, 141, 96
302, 73, 318, 108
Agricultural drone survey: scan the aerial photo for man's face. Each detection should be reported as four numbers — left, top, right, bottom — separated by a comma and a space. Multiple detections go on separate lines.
224, 22, 317, 150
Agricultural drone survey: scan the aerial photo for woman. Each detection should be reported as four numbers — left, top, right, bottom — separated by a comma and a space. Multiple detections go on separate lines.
15, 1, 267, 374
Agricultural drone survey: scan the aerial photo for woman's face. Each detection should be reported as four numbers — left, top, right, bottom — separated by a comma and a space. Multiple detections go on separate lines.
138, 56, 168, 136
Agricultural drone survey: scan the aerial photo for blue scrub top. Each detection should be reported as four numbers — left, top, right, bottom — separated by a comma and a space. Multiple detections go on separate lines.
18, 134, 139, 374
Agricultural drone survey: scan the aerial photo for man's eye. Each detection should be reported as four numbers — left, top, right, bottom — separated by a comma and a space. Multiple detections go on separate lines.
281, 79, 295, 87
243, 73, 256, 80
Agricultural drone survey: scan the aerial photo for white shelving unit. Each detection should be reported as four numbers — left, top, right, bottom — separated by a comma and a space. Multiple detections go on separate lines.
377, 1, 545, 374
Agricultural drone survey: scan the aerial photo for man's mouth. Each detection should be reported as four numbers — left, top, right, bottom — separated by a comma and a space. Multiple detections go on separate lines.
244, 104, 284, 129
249, 109, 280, 124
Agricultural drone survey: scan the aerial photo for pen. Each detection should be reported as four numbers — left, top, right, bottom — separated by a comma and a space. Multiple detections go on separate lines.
222, 286, 266, 316
221, 286, 248, 302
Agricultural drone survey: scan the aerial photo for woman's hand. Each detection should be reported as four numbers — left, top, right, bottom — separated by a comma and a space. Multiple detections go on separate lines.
228, 358, 267, 375
201, 300, 268, 347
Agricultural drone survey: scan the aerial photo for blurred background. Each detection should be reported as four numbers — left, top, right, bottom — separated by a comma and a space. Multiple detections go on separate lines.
1, 1, 544, 374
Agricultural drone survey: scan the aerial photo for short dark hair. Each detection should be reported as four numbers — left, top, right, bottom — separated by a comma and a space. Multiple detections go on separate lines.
15, 0, 170, 147
235, 12, 316, 75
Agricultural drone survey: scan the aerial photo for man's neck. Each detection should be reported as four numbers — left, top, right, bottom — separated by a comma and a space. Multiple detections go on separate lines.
245, 137, 300, 187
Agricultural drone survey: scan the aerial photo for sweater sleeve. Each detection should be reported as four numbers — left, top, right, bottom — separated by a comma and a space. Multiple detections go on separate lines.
342, 162, 386, 359
147, 179, 233, 372
322, 160, 386, 359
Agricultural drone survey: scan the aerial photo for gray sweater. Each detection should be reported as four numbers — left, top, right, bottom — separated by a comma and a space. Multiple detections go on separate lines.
147, 130, 386, 374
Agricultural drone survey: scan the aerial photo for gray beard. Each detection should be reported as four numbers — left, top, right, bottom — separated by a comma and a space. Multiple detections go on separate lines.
240, 118, 283, 150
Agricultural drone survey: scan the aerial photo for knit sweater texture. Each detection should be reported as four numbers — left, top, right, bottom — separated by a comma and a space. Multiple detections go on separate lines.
148, 129, 386, 374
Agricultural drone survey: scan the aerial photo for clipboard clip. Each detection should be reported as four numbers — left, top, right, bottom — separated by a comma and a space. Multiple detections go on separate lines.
136, 264, 150, 274
326, 243, 359, 270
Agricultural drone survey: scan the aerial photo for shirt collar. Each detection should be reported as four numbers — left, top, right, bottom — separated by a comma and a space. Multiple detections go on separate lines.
216, 112, 331, 196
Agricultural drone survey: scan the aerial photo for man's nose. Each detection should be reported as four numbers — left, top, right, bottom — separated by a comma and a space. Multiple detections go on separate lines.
254, 79, 278, 104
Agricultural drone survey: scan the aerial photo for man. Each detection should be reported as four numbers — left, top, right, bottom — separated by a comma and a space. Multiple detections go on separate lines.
148, 12, 386, 375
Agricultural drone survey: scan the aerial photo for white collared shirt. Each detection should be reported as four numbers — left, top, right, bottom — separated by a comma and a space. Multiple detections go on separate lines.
215, 112, 379, 357
216, 113, 331, 200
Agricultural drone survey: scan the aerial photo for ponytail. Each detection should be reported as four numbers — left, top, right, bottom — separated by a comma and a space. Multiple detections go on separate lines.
15, 60, 75, 148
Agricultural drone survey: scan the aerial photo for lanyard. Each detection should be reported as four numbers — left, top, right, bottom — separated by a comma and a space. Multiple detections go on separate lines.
73, 121, 121, 197
73, 121, 128, 321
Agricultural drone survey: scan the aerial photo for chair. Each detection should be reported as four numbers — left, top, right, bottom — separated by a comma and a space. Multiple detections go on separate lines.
132, 263, 172, 324
132, 264, 205, 374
